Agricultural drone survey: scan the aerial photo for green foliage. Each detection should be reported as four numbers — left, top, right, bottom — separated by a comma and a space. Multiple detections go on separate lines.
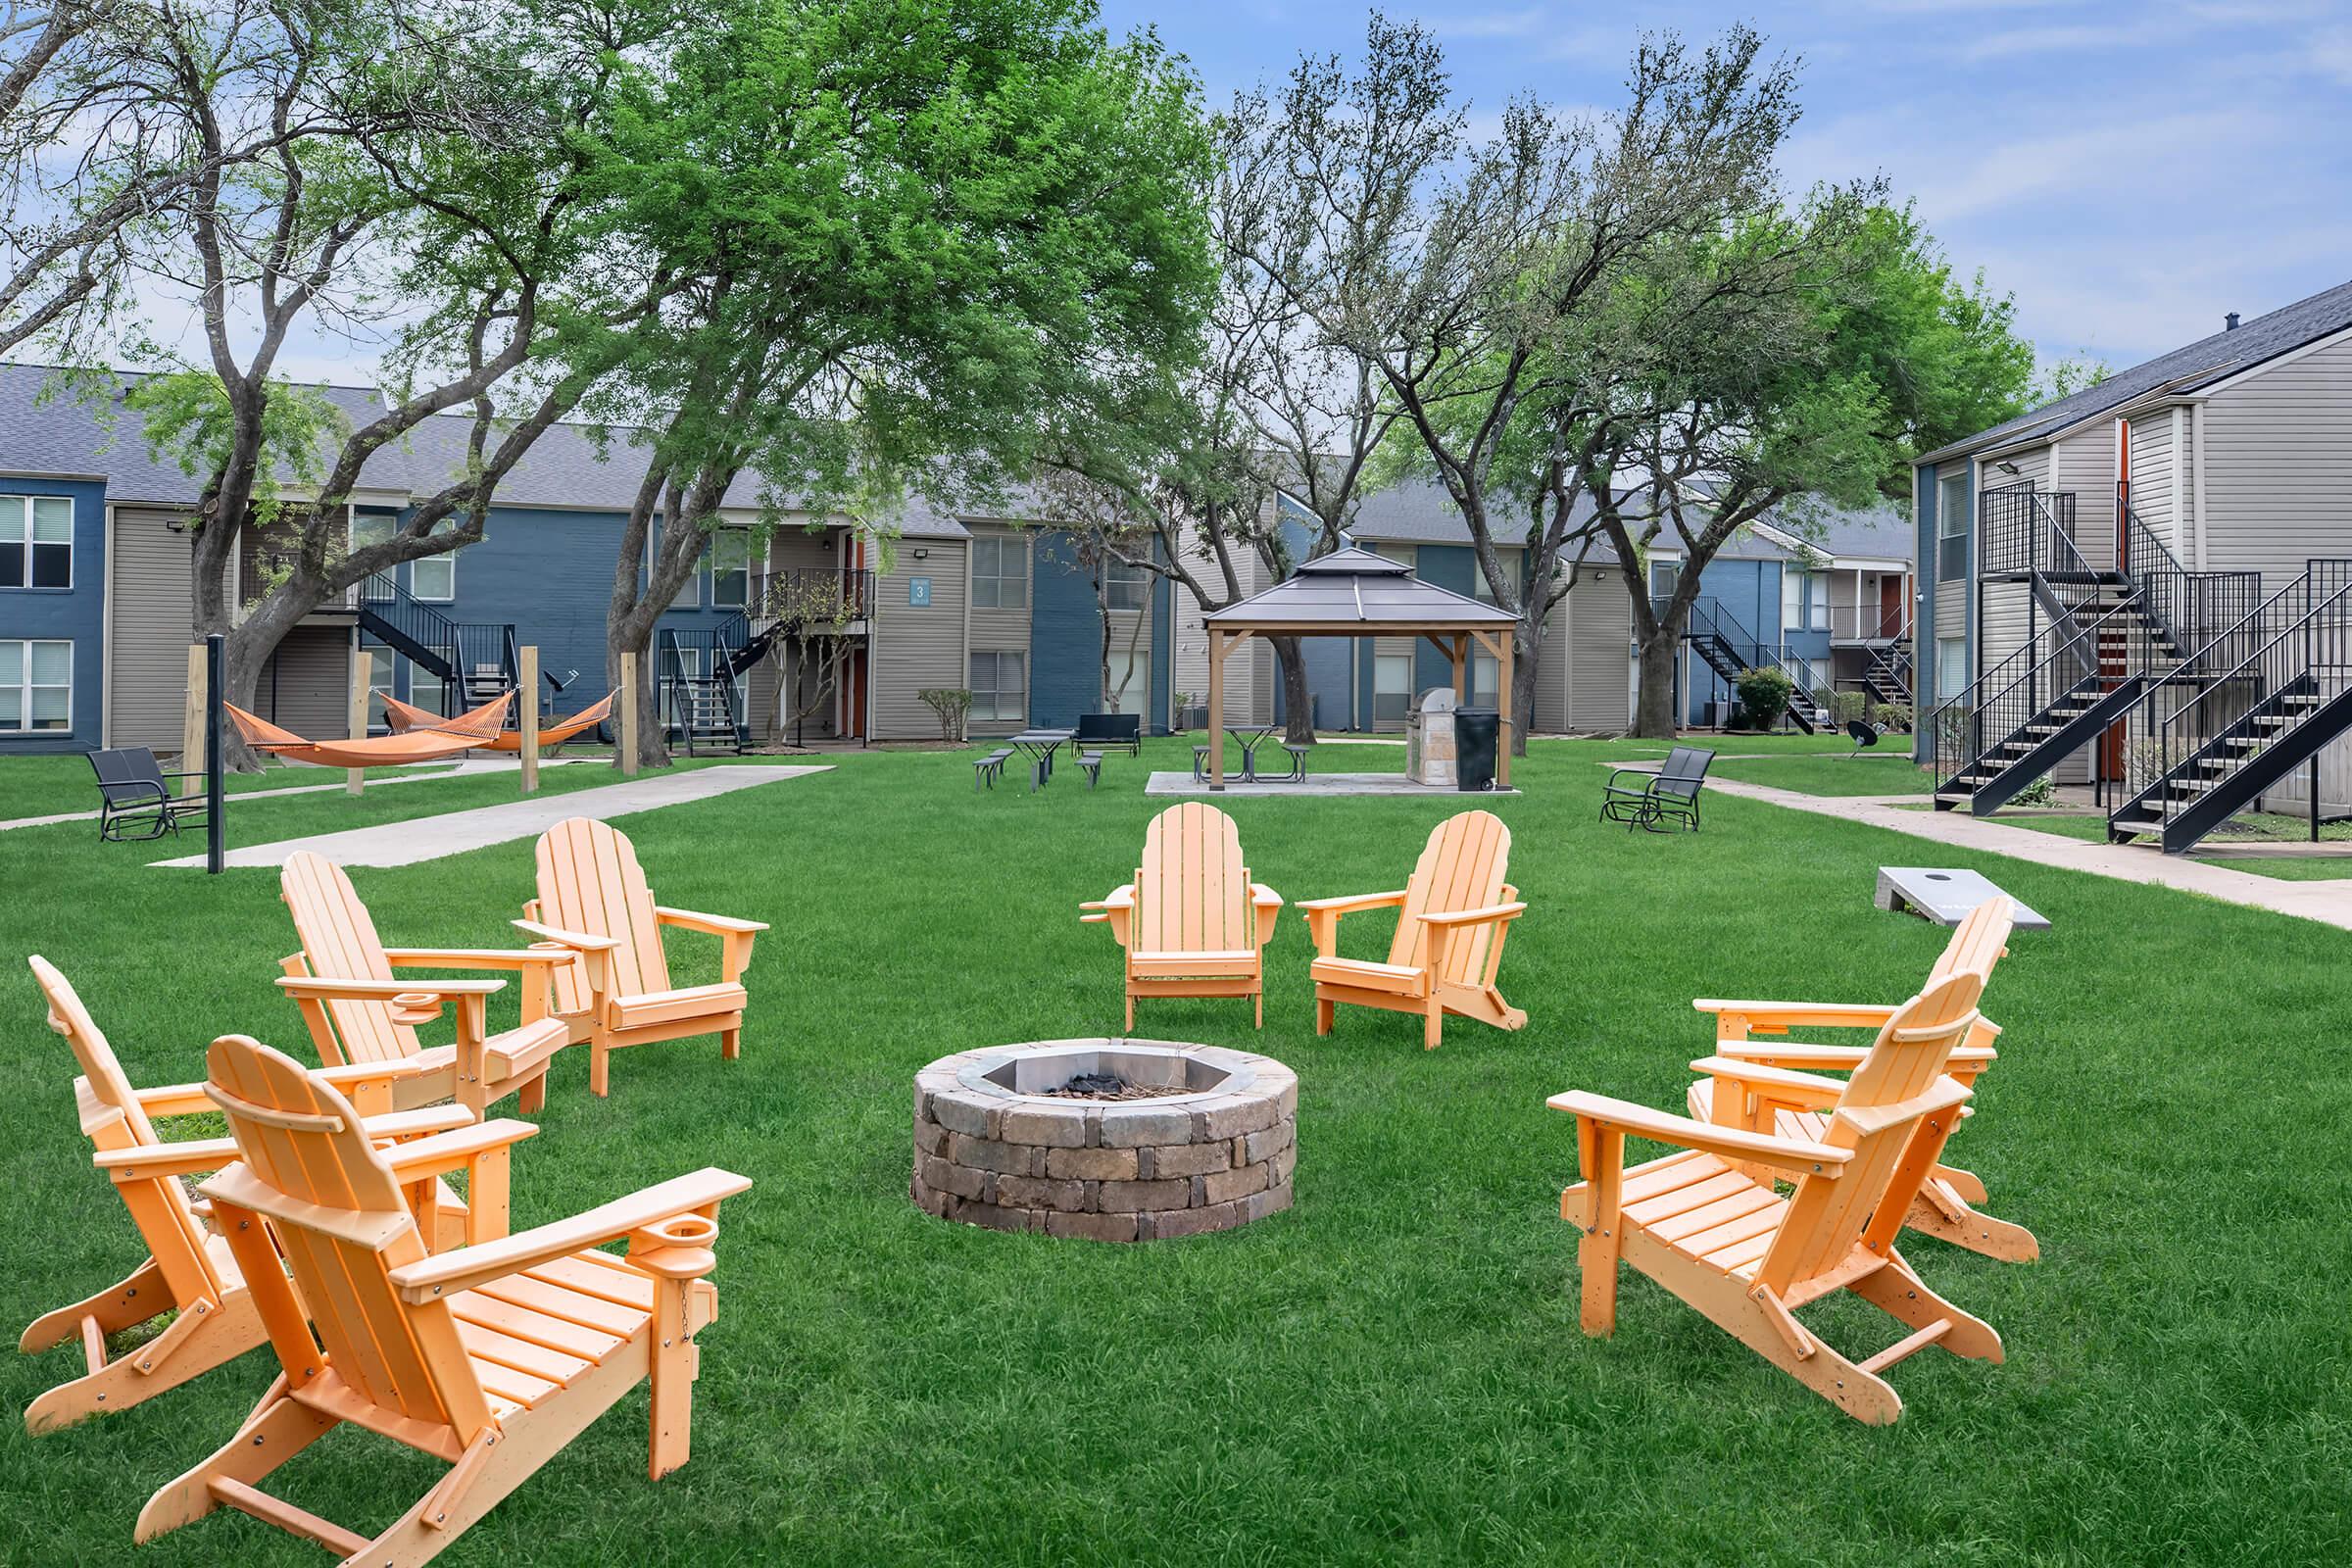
1734, 665, 1794, 729
2012, 773, 2058, 808
2034, 353, 2113, 405
1829, 690, 1867, 726
1871, 699, 1913, 731
119, 371, 346, 534
918, 687, 973, 741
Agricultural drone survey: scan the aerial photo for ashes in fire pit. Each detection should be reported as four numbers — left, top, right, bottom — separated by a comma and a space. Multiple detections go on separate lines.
1039, 1070, 1188, 1101
912, 1039, 1298, 1242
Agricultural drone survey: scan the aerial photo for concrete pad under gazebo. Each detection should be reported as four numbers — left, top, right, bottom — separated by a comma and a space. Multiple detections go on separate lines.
1201, 547, 1522, 790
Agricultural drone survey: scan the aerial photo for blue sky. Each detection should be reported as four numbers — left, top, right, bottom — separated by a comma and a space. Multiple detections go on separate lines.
1102, 0, 2352, 371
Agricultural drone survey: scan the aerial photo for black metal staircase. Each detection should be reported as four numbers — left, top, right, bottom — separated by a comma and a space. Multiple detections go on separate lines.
1861, 638, 1913, 706
355, 577, 522, 722
1671, 596, 1820, 732
1931, 488, 2258, 815
657, 628, 750, 755
2107, 559, 2352, 853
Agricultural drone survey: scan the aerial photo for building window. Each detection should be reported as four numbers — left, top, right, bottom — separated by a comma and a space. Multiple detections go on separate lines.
1781, 568, 1832, 632
1474, 553, 1522, 606
1103, 557, 1148, 612
970, 650, 1025, 722
1937, 636, 1967, 701
973, 536, 1026, 609
1107, 647, 1148, 712
366, 653, 395, 732
408, 516, 460, 603
1473, 652, 1499, 705
661, 646, 703, 730
409, 648, 454, 716
710, 531, 751, 609
1937, 470, 1969, 582
1648, 558, 1680, 603
1, 495, 73, 588
0, 639, 72, 731
351, 511, 397, 602
1374, 653, 1411, 722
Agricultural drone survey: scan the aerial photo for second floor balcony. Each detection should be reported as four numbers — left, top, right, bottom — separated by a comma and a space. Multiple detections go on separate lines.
744, 566, 875, 630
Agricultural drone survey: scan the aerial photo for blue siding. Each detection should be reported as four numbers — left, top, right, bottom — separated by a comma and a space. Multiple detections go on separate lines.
0, 474, 108, 752
1679, 557, 1786, 725
1029, 529, 1102, 728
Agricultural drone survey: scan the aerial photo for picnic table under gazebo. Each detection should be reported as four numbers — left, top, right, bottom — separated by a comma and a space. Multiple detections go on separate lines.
1200, 548, 1522, 791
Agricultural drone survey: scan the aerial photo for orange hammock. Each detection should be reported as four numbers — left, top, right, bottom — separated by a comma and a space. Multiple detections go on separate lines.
222, 691, 514, 769
379, 690, 614, 752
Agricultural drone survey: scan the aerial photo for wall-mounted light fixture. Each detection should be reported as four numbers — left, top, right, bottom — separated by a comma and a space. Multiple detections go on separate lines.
1995, 461, 2020, 475
912, 547, 929, 560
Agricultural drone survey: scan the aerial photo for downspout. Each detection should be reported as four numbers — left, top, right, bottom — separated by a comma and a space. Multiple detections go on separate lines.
2191, 402, 2209, 570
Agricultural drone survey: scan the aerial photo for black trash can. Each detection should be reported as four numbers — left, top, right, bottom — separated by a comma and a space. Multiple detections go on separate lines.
1455, 707, 1499, 792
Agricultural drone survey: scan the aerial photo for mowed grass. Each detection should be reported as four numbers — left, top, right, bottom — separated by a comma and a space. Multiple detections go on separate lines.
4, 738, 2350, 1565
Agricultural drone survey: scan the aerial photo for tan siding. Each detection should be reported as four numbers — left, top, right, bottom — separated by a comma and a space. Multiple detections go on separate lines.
2127, 411, 2178, 555
1978, 580, 2034, 686
2057, 423, 2119, 567
1533, 594, 1569, 733
1569, 571, 1632, 730
261, 625, 352, 740
106, 506, 233, 752
2199, 332, 2352, 590
870, 538, 967, 741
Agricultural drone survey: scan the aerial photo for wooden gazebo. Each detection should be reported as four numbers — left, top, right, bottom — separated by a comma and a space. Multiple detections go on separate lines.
1201, 547, 1521, 790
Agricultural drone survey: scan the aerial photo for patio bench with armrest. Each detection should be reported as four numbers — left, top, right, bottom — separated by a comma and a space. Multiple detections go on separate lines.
1600, 745, 1714, 832
1073, 712, 1142, 757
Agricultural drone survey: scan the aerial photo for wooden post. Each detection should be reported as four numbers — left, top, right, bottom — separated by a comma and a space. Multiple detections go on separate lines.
1208, 629, 1227, 788
1450, 635, 1467, 704
1497, 632, 1515, 790
518, 645, 540, 794
619, 652, 639, 777
346, 650, 372, 796
181, 645, 207, 778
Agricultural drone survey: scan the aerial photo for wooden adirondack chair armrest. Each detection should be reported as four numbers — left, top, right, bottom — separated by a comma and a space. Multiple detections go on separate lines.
1690, 999, 1907, 1038
1296, 890, 1406, 915
380, 1118, 540, 1182
1687, 1056, 1849, 1109
1419, 900, 1528, 929
94, 1137, 241, 1182
276, 976, 506, 1001
511, 918, 618, 952
362, 1105, 482, 1140
132, 1081, 220, 1120
1546, 1091, 1852, 1179
1250, 883, 1283, 946
314, 1057, 432, 1093
382, 947, 577, 972
389, 1167, 755, 1302
656, 906, 768, 937
1710, 1040, 1999, 1072
1098, 884, 1137, 909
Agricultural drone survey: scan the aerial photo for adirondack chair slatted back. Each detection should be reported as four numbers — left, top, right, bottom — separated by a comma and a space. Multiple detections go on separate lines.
280, 852, 414, 1066
204, 1035, 493, 1442
1136, 804, 1250, 954
1927, 897, 2014, 985
1388, 810, 1512, 983
1756, 965, 1988, 1294
534, 817, 669, 1006
30, 957, 223, 1305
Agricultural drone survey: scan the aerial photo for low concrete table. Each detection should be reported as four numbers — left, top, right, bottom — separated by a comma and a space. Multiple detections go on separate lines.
1877, 866, 2050, 929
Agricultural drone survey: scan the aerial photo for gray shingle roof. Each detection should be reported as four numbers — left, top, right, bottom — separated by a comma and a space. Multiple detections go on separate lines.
1923, 275, 2352, 464
1206, 544, 1517, 628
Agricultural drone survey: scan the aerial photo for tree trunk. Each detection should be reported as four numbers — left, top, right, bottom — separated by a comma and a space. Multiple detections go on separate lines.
1634, 630, 1680, 739
217, 577, 329, 771
1509, 628, 1542, 753
1270, 635, 1313, 743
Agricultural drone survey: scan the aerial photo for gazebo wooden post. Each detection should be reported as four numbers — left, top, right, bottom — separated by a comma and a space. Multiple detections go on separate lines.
1206, 628, 1226, 791
1497, 632, 1515, 788
1449, 636, 1467, 704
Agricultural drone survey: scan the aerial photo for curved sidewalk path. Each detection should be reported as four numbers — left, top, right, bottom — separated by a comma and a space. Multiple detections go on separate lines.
1702, 775, 2352, 933
153, 762, 828, 869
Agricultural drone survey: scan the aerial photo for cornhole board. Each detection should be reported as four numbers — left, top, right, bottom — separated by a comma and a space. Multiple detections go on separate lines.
1876, 866, 2049, 930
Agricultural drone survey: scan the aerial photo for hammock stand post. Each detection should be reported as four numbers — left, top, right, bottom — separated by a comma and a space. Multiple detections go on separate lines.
180, 644, 206, 781
519, 645, 540, 794
619, 651, 639, 777
346, 649, 372, 796
204, 634, 224, 875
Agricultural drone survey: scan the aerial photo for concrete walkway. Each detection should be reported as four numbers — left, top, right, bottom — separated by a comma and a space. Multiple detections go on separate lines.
153, 762, 829, 869
0, 758, 576, 834
1697, 774, 2352, 933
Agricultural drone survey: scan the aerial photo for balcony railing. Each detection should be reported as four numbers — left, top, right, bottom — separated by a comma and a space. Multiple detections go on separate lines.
746, 567, 875, 629
1828, 603, 1912, 642
1978, 482, 2082, 578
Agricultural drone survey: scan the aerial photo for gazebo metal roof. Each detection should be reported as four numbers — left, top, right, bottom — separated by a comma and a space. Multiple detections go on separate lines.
1204, 547, 1518, 632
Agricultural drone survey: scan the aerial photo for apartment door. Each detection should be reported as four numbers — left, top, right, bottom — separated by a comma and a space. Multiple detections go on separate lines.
839, 648, 866, 740
1879, 574, 1903, 636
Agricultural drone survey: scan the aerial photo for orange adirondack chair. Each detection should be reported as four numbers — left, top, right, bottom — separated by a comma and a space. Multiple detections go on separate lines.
1554, 967, 2003, 1424
21, 958, 488, 1434
1299, 809, 1527, 1049
514, 817, 768, 1097
1685, 897, 2036, 1262
137, 1034, 753, 1567
1080, 802, 1284, 1028
279, 851, 575, 1118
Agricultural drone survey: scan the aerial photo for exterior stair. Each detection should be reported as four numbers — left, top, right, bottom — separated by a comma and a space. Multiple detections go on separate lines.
1673, 596, 1819, 733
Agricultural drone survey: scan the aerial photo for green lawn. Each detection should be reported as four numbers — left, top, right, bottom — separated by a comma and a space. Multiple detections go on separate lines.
1706, 753, 1935, 796
1976, 809, 2352, 880
5, 738, 2348, 1564
0, 754, 477, 820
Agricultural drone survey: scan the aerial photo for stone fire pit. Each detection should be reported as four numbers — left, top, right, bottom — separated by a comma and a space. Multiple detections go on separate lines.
912, 1039, 1297, 1242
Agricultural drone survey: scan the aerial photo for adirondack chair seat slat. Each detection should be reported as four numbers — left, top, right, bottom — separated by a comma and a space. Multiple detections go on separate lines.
446, 1294, 627, 1365
607, 981, 749, 1032
1128, 949, 1259, 976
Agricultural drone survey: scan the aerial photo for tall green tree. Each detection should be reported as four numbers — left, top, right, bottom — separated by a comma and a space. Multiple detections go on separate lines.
579, 0, 1216, 766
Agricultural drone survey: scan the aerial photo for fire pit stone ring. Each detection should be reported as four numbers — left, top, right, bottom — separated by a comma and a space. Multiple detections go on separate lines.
913, 1038, 1298, 1243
